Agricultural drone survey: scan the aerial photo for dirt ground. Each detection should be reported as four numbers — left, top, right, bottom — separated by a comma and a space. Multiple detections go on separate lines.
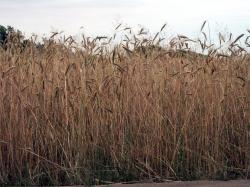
94, 180, 250, 187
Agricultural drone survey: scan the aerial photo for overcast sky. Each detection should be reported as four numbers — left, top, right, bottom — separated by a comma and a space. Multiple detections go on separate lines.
0, 0, 249, 38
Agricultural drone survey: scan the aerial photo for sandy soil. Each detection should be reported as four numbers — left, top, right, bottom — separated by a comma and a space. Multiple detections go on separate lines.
94, 180, 250, 187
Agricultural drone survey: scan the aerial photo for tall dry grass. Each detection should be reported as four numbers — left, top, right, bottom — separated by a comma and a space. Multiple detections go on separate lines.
0, 25, 250, 185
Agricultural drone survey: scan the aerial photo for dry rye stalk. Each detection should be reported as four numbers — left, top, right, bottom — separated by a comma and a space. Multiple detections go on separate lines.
0, 24, 249, 186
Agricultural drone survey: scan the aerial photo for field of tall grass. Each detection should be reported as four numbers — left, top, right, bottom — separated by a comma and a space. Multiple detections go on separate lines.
0, 24, 250, 185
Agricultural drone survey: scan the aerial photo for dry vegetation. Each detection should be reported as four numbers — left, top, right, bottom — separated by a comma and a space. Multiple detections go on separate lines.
0, 24, 250, 185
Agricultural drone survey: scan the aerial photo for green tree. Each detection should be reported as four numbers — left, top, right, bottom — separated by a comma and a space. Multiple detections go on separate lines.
0, 25, 25, 49
0, 25, 7, 46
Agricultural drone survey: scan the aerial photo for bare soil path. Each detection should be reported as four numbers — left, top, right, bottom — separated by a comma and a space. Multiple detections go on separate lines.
92, 180, 250, 187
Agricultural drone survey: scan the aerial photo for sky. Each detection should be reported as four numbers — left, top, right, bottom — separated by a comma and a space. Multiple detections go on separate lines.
0, 0, 249, 38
